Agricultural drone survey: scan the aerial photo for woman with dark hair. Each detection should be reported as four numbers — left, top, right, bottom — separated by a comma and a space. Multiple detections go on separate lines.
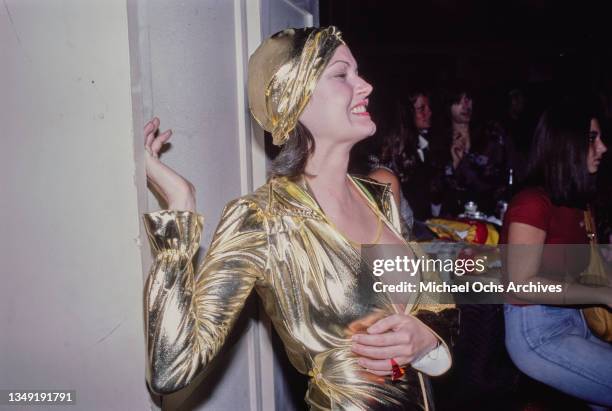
502, 100, 612, 408
367, 90, 441, 238
141, 27, 457, 410
434, 84, 516, 217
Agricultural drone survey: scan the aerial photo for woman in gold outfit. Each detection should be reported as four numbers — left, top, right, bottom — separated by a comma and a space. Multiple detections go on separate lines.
142, 27, 458, 411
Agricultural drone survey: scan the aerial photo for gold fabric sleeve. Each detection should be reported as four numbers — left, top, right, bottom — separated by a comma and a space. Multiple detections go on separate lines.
142, 200, 267, 395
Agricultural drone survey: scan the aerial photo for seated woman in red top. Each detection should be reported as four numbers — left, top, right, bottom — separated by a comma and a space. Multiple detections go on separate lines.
502, 99, 612, 409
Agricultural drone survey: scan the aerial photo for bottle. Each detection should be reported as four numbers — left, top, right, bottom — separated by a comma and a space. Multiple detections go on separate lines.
507, 168, 514, 189
496, 168, 514, 222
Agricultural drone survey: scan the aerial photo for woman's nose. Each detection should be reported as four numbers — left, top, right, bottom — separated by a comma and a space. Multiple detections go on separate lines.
598, 139, 608, 154
356, 77, 373, 97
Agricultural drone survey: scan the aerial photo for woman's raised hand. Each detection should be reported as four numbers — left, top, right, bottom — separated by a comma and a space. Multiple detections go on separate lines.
451, 132, 467, 169
351, 313, 438, 376
144, 117, 196, 211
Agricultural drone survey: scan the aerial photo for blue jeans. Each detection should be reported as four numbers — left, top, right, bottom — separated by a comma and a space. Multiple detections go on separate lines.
504, 304, 612, 408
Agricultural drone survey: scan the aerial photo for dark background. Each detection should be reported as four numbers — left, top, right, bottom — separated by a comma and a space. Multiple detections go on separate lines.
320, 0, 612, 241
320, 0, 612, 123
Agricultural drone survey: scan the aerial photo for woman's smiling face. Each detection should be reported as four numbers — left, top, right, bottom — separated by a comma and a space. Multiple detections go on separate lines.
299, 45, 375, 145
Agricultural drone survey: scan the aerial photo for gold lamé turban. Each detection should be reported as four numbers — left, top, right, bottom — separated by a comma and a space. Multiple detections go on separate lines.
248, 26, 344, 146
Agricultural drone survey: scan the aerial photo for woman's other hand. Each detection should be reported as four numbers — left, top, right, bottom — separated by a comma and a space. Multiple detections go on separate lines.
351, 313, 438, 376
144, 117, 196, 211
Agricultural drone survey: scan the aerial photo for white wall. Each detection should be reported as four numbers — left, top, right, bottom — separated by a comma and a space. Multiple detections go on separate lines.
130, 1, 272, 410
1, 1, 148, 410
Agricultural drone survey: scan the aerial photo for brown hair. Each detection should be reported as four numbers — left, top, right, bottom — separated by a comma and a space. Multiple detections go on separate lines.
268, 122, 316, 179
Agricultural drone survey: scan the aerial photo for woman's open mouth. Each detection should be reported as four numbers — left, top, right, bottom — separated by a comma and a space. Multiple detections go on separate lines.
351, 100, 370, 116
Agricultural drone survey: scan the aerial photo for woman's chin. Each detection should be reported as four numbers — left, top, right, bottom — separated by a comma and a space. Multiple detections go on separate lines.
364, 123, 377, 137
356, 120, 376, 137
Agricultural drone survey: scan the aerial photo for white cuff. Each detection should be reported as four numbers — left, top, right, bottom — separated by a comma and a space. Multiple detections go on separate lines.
411, 343, 451, 376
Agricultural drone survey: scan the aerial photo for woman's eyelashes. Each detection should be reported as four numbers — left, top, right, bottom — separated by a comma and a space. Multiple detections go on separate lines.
333, 69, 359, 80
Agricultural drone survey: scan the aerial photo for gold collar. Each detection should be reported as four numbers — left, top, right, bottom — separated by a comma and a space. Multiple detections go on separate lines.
265, 175, 391, 220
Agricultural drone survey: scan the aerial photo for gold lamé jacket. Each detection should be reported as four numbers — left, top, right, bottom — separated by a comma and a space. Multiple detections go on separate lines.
143, 175, 458, 411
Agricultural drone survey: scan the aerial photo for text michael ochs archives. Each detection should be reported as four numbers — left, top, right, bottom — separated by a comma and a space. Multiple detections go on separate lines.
370, 256, 563, 295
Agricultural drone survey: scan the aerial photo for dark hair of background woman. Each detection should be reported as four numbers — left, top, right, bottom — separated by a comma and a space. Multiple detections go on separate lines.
522, 97, 600, 208
430, 80, 474, 147
379, 90, 429, 166
348, 89, 428, 176
431, 80, 504, 157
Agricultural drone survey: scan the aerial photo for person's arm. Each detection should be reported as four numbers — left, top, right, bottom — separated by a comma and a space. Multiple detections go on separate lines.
141, 118, 268, 394
450, 132, 466, 170
406, 238, 459, 376
506, 222, 612, 305
369, 167, 401, 209
350, 306, 458, 377
409, 306, 458, 376
142, 198, 267, 395
405, 251, 458, 376
143, 117, 196, 211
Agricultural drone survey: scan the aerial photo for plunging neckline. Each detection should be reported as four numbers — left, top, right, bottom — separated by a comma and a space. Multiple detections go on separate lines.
298, 174, 419, 314
300, 174, 405, 247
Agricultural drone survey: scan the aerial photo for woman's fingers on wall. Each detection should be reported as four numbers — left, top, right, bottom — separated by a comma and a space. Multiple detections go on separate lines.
152, 129, 172, 155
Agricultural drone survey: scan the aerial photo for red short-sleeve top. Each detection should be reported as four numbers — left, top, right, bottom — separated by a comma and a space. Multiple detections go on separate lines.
500, 187, 590, 287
